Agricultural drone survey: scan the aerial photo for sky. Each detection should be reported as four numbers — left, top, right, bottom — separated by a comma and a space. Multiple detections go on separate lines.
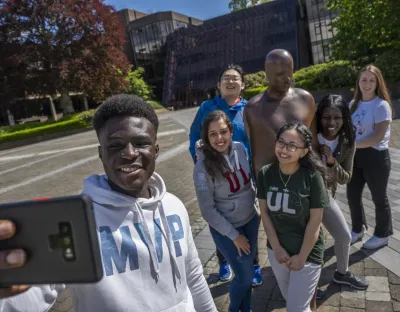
105, 0, 232, 20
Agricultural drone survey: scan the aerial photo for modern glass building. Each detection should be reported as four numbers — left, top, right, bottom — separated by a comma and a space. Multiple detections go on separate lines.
303, 0, 337, 64
162, 0, 312, 107
118, 9, 202, 99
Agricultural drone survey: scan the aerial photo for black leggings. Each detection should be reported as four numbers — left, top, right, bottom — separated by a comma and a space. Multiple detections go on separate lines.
346, 148, 393, 238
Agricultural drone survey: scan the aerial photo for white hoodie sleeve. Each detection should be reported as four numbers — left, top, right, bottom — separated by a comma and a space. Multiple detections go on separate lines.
185, 225, 217, 312
0, 284, 65, 312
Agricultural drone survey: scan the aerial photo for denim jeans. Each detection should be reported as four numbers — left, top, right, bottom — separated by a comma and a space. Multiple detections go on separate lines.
346, 148, 393, 237
210, 214, 259, 312
216, 242, 260, 265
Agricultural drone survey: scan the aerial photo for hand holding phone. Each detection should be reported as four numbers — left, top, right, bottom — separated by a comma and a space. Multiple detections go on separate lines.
0, 220, 30, 299
0, 195, 103, 287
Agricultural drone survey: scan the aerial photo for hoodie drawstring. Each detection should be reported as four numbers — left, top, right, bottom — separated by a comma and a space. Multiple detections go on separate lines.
135, 201, 182, 283
135, 202, 160, 278
158, 202, 182, 281
223, 149, 240, 173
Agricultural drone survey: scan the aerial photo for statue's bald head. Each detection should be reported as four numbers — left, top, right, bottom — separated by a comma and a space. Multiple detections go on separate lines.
264, 49, 294, 93
265, 49, 294, 68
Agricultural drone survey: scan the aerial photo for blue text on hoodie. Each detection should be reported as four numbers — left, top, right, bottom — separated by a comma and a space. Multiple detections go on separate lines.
189, 96, 250, 163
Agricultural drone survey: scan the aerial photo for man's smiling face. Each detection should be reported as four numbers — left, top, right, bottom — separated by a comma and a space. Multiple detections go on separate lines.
98, 115, 159, 198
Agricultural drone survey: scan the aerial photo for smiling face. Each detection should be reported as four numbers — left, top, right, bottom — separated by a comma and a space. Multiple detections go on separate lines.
207, 118, 233, 154
217, 69, 244, 99
275, 129, 308, 165
320, 106, 344, 139
98, 115, 159, 198
359, 71, 378, 100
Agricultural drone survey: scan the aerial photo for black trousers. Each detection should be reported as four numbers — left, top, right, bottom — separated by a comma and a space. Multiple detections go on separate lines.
346, 148, 393, 238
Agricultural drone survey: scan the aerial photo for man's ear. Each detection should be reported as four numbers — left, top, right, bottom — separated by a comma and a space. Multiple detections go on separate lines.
241, 82, 245, 91
155, 144, 159, 160
98, 145, 102, 160
217, 82, 221, 90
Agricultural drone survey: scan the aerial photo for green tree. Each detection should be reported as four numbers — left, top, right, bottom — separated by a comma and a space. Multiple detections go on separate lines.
228, 0, 269, 12
125, 67, 154, 100
327, 0, 400, 60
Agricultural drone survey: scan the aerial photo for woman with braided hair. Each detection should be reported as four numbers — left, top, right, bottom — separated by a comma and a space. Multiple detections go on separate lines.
257, 121, 329, 311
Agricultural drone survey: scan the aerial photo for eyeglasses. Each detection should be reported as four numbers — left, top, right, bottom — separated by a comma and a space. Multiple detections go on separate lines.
221, 76, 241, 82
275, 139, 304, 152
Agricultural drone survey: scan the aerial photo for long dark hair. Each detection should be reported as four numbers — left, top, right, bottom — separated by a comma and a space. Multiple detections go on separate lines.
277, 122, 334, 194
351, 65, 394, 117
200, 110, 233, 177
317, 94, 356, 146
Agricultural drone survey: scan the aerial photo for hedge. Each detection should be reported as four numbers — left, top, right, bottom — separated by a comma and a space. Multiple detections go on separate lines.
243, 86, 267, 100
0, 100, 166, 143
375, 49, 400, 83
0, 118, 90, 143
242, 60, 360, 100
148, 100, 164, 110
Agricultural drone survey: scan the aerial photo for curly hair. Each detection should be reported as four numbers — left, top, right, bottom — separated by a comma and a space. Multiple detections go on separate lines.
93, 94, 159, 135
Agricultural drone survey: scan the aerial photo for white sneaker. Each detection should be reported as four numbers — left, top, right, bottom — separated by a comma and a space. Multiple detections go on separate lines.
362, 236, 389, 250
351, 231, 364, 244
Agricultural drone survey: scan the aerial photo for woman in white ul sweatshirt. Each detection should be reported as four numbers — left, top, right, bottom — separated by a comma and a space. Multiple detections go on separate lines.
0, 94, 216, 312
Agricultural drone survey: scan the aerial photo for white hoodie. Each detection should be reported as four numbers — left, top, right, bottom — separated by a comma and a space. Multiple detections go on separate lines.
0, 173, 216, 312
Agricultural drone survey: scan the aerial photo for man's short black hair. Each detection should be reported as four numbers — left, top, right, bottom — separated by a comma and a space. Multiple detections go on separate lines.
93, 94, 159, 135
218, 64, 245, 82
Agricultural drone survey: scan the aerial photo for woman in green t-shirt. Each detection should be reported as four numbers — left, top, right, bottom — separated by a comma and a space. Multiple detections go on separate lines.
257, 121, 330, 312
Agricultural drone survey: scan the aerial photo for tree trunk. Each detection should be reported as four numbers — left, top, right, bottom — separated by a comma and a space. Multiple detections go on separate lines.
49, 96, 58, 121
60, 93, 75, 114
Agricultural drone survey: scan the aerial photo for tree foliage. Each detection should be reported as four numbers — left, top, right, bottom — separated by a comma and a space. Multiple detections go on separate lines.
228, 0, 269, 12
327, 0, 400, 61
0, 0, 130, 105
124, 67, 154, 100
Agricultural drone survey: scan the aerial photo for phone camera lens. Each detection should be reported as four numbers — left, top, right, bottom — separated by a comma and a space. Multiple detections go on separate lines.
63, 237, 71, 246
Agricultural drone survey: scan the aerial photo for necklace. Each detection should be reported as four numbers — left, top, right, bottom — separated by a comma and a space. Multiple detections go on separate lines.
279, 168, 292, 188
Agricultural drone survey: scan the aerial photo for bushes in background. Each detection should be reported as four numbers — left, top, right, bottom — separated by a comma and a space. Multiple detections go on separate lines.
243, 86, 267, 100
242, 60, 359, 100
0, 101, 165, 144
0, 118, 89, 143
375, 49, 400, 84
244, 71, 268, 89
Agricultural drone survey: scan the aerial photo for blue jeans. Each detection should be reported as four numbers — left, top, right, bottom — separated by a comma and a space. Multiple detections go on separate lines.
210, 214, 259, 312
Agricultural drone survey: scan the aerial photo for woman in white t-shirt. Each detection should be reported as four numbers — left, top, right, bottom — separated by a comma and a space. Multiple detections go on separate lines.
347, 65, 394, 250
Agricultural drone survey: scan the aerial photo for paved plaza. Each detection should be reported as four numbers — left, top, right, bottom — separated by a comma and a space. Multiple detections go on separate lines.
1, 108, 400, 311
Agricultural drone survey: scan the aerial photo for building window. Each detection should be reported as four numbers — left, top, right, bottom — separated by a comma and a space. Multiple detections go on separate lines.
315, 23, 321, 36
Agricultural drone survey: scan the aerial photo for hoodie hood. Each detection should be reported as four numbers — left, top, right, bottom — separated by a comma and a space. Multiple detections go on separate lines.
213, 95, 246, 111
82, 172, 181, 283
82, 172, 166, 209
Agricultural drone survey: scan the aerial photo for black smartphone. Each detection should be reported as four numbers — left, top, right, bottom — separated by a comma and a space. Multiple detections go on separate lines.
0, 194, 103, 286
